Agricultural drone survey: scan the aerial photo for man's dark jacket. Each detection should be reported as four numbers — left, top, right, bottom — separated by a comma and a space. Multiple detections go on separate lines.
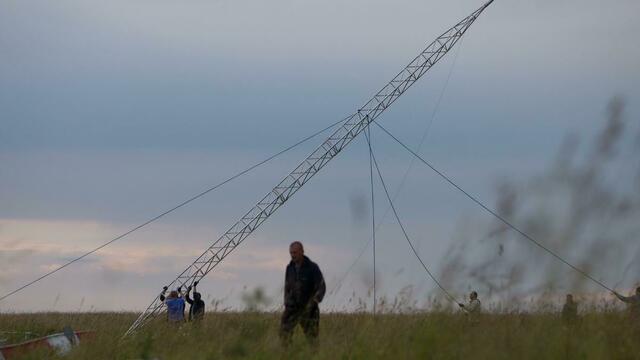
186, 293, 205, 321
284, 255, 326, 310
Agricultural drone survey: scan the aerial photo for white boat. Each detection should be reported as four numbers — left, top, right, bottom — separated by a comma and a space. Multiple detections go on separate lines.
0, 327, 93, 359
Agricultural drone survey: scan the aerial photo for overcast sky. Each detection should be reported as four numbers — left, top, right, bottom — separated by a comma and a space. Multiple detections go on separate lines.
1, 0, 639, 312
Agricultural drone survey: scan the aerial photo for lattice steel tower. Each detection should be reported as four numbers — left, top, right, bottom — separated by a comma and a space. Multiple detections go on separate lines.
125, 0, 494, 336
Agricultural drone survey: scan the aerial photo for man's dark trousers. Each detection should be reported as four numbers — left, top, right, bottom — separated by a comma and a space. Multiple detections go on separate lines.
280, 303, 319, 345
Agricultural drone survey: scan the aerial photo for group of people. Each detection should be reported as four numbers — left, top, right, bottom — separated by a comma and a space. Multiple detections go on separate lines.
159, 281, 206, 323
160, 241, 640, 345
456, 288, 640, 326
159, 241, 327, 345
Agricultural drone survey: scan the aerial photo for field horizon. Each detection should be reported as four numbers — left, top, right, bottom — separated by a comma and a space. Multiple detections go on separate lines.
1, 309, 639, 359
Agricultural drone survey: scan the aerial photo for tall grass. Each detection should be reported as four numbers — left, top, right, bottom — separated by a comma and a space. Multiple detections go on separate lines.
1, 310, 639, 359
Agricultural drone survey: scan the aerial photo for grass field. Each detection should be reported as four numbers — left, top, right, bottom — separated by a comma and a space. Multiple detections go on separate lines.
1, 310, 639, 359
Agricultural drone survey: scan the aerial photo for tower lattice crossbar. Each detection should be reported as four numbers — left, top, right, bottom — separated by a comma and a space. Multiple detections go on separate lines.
125, 0, 494, 336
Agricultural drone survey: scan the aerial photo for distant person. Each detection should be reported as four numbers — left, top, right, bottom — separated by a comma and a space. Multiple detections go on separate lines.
561, 294, 578, 324
280, 241, 326, 346
612, 287, 640, 320
458, 291, 481, 321
160, 286, 186, 323
186, 281, 205, 321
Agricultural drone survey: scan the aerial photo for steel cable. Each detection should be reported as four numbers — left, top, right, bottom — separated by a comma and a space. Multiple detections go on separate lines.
365, 130, 460, 304
329, 43, 465, 297
0, 114, 353, 302
373, 120, 615, 293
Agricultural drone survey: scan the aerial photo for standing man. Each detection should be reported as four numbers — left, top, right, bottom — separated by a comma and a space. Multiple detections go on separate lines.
561, 294, 578, 324
280, 241, 326, 346
612, 287, 640, 321
458, 291, 481, 322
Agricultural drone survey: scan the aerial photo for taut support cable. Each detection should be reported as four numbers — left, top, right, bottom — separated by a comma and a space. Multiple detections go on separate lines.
373, 120, 614, 293
364, 130, 459, 304
328, 35, 465, 297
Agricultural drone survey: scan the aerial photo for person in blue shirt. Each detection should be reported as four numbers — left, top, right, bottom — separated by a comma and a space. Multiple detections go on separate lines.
160, 286, 186, 323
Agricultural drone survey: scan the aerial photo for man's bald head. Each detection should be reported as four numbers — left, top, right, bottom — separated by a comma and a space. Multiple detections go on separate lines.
289, 241, 304, 264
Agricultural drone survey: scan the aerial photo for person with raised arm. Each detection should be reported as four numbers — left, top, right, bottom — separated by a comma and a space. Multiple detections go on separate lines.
159, 286, 186, 323
186, 281, 205, 321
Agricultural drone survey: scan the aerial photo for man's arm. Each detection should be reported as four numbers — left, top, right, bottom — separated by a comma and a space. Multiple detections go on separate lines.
185, 285, 194, 305
613, 291, 632, 303
312, 264, 326, 304
284, 266, 291, 305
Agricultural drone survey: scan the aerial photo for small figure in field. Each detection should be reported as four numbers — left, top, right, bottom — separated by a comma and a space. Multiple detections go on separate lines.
280, 241, 326, 347
160, 286, 186, 323
612, 286, 640, 320
186, 281, 205, 321
458, 291, 481, 321
561, 294, 578, 324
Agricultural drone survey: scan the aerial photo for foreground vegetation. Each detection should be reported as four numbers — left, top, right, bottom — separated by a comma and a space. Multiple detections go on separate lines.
1, 310, 639, 359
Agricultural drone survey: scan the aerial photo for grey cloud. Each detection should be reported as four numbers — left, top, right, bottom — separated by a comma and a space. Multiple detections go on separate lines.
1, 0, 639, 311
0, 249, 35, 285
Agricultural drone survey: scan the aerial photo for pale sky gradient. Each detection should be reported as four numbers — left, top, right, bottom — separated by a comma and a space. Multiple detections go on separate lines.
1, 0, 639, 312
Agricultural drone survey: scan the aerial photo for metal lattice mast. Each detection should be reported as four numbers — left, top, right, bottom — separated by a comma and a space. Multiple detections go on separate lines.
125, 0, 493, 336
